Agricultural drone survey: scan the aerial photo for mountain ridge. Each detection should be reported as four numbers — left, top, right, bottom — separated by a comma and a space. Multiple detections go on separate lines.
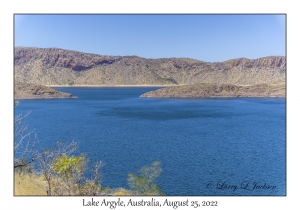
14, 47, 286, 86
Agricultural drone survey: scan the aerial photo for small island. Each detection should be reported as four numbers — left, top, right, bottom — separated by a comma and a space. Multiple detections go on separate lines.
140, 82, 285, 98
14, 81, 77, 99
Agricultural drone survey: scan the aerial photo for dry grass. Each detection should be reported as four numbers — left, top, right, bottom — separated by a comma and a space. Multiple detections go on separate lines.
112, 188, 133, 196
14, 172, 111, 196
14, 172, 47, 196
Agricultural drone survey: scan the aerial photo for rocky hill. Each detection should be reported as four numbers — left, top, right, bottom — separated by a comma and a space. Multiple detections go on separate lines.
14, 81, 77, 99
140, 82, 285, 98
14, 47, 286, 86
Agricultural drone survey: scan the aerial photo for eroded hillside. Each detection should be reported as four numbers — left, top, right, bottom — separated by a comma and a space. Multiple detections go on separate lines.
14, 47, 286, 86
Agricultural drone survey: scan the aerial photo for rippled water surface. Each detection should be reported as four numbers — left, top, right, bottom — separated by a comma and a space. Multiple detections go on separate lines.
15, 87, 286, 195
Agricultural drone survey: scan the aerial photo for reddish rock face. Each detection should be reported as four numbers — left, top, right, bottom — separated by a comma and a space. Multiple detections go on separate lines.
14, 47, 286, 71
14, 47, 120, 71
14, 47, 286, 86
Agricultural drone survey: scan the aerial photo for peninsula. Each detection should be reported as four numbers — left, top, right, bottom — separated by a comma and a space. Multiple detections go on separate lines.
14, 81, 77, 99
140, 82, 285, 98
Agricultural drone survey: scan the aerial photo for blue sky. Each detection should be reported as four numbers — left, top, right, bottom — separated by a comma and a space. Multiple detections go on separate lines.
14, 14, 285, 62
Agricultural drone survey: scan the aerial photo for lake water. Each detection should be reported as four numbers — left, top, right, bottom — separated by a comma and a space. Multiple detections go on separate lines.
14, 87, 286, 196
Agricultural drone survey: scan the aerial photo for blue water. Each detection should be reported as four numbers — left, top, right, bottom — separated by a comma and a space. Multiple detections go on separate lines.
14, 87, 286, 196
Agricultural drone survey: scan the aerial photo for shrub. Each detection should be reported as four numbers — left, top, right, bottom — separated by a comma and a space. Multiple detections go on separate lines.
128, 161, 164, 196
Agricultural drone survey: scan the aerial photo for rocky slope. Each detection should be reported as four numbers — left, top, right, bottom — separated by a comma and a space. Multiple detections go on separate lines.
14, 47, 286, 86
14, 81, 77, 99
140, 82, 285, 98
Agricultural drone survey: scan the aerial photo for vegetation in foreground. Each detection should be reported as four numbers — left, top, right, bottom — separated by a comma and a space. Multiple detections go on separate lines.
15, 158, 163, 196
15, 172, 47, 196
14, 104, 164, 196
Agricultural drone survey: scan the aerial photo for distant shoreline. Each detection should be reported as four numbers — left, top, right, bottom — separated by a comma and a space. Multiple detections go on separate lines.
46, 85, 177, 87
140, 83, 286, 98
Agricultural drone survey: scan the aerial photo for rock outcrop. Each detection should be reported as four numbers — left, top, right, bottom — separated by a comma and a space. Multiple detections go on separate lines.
14, 47, 119, 71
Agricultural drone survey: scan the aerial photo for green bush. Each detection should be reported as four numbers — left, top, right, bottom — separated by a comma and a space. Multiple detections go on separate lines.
128, 161, 164, 195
